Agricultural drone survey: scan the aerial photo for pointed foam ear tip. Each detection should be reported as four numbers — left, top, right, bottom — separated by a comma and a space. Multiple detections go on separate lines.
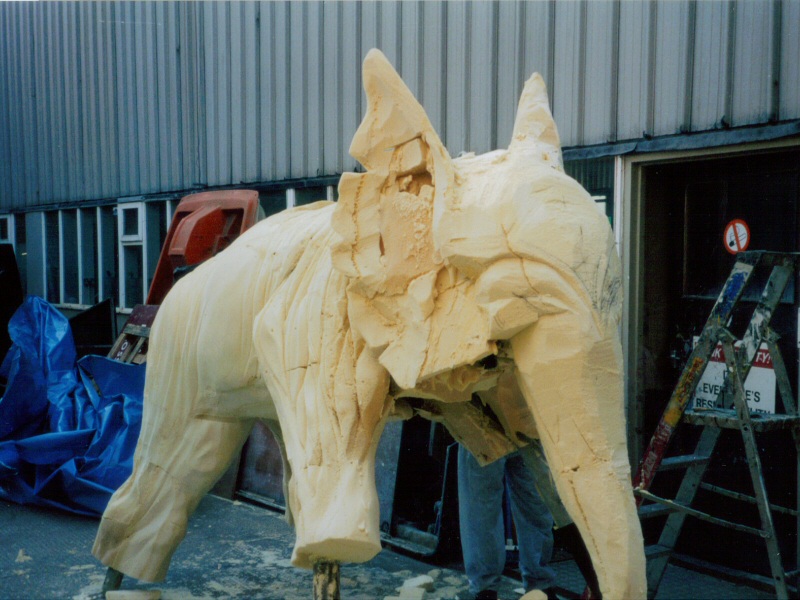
363, 48, 392, 74
350, 49, 435, 170
510, 72, 561, 152
524, 73, 549, 104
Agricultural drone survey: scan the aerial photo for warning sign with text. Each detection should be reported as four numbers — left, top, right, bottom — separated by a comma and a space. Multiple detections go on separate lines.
690, 338, 776, 414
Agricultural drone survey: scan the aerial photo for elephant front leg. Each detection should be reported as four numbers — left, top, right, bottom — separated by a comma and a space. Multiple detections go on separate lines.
511, 312, 646, 600
263, 329, 392, 569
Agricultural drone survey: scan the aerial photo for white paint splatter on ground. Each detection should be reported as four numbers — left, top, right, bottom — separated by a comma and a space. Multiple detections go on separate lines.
70, 571, 106, 600
15, 549, 33, 563
159, 588, 215, 600
258, 548, 293, 569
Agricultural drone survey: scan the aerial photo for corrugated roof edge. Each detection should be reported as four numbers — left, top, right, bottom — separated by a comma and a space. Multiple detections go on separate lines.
563, 120, 800, 161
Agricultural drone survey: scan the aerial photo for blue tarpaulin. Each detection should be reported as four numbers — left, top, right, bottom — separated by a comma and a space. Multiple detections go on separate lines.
0, 296, 145, 516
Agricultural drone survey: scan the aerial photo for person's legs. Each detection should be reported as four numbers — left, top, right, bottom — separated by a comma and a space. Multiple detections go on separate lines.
505, 451, 556, 592
458, 445, 507, 596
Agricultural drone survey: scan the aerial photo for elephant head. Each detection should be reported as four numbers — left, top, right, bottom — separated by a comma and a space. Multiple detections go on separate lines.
331, 50, 645, 599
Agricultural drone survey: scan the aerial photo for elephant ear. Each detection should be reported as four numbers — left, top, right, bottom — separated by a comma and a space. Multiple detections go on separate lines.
332, 50, 488, 389
332, 49, 454, 297
507, 72, 563, 169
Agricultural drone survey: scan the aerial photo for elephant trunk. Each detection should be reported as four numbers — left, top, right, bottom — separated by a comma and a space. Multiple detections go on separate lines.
511, 311, 646, 600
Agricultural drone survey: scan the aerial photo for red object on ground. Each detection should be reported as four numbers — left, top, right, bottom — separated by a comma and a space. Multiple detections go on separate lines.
146, 190, 260, 305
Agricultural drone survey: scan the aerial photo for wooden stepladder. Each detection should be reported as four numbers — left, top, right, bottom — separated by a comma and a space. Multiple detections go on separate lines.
633, 251, 800, 599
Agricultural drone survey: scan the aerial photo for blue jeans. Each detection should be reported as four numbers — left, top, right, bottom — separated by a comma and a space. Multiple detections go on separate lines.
458, 445, 556, 595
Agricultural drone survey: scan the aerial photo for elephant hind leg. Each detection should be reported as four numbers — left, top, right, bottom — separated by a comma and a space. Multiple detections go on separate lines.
92, 416, 253, 582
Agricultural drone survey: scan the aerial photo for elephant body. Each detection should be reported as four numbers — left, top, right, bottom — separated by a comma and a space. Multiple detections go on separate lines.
93, 199, 527, 578
93, 50, 646, 598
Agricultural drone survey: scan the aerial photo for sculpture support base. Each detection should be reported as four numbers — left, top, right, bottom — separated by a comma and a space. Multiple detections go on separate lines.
313, 560, 340, 600
102, 567, 123, 593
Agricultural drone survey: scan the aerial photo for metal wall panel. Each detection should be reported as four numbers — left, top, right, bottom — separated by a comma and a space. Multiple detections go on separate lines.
18, 4, 40, 206
400, 2, 422, 103
340, 1, 362, 161
271, 2, 291, 181
94, 2, 120, 199
730, 0, 774, 126
552, 1, 583, 145
23, 3, 42, 205
1, 0, 799, 212
583, 1, 617, 144
321, 2, 341, 176
156, 2, 180, 192
518, 1, 555, 144
204, 1, 230, 187
306, 1, 324, 180
616, 1, 652, 142
496, 2, 524, 150
445, 1, 469, 156
379, 2, 401, 76
652, 1, 692, 137
419, 2, 446, 138
780, 0, 800, 120
288, 2, 306, 179
522, 1, 555, 94
35, 4, 58, 206
467, 1, 498, 152
4, 5, 26, 205
78, 2, 100, 202
116, 3, 139, 194
238, 2, 261, 184
259, 1, 277, 179
691, 1, 731, 131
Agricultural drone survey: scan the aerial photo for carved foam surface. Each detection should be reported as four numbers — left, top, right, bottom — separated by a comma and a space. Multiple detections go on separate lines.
93, 49, 645, 599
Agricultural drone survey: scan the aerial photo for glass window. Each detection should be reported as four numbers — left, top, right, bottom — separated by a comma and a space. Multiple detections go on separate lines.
80, 208, 99, 305
99, 206, 117, 304
259, 191, 287, 218
61, 210, 79, 305
564, 157, 615, 225
123, 245, 144, 307
0, 217, 9, 241
116, 201, 158, 309
294, 186, 327, 206
157, 202, 169, 253
45, 212, 60, 304
14, 216, 26, 296
119, 204, 143, 242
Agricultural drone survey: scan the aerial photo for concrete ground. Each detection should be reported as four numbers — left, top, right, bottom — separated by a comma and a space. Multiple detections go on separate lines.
0, 495, 776, 600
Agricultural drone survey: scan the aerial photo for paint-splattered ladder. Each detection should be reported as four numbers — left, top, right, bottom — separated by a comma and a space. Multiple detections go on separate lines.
632, 251, 800, 600
107, 304, 159, 364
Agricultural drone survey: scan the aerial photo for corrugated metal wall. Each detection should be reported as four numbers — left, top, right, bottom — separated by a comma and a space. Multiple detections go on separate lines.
0, 1, 205, 209
1, 0, 798, 211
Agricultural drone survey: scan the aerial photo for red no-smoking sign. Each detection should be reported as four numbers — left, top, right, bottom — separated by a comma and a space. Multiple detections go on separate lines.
724, 219, 750, 254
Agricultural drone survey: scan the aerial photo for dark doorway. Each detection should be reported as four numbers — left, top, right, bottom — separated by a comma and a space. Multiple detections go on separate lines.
640, 148, 800, 576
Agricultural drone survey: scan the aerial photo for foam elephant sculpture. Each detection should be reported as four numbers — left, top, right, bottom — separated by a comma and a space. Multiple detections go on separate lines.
92, 49, 646, 599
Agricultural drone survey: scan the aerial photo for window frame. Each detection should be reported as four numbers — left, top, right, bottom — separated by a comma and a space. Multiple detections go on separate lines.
0, 214, 14, 245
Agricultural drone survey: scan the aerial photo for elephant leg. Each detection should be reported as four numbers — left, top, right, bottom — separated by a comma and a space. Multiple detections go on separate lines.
511, 311, 646, 600
92, 413, 254, 582
259, 326, 392, 569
